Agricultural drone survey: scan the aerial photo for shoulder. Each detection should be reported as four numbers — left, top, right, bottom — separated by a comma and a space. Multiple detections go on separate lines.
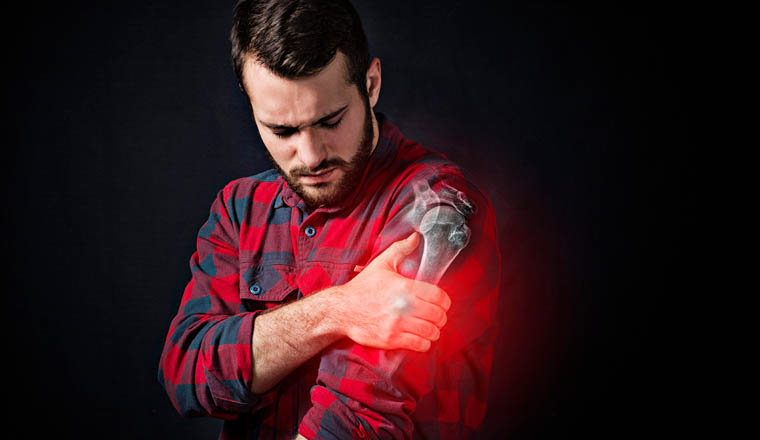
390, 140, 494, 218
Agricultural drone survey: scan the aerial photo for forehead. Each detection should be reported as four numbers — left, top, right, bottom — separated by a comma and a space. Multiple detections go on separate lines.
242, 52, 356, 125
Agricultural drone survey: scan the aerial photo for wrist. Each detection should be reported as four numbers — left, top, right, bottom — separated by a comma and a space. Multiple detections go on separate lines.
310, 284, 349, 339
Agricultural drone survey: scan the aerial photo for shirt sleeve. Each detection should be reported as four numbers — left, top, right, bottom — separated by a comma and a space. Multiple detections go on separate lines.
299, 166, 502, 439
158, 184, 266, 419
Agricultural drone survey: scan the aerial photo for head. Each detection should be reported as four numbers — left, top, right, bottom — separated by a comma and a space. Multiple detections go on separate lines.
231, 0, 381, 209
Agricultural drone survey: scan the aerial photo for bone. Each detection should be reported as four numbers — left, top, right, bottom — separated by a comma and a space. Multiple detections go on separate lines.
415, 205, 471, 284
382, 204, 471, 371
397, 180, 474, 284
380, 186, 473, 370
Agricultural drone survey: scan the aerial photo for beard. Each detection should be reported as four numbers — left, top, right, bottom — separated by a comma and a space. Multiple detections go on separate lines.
267, 99, 374, 210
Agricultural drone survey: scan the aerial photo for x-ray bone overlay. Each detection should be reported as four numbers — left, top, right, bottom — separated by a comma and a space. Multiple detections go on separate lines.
399, 181, 474, 285
349, 179, 476, 375
379, 180, 476, 372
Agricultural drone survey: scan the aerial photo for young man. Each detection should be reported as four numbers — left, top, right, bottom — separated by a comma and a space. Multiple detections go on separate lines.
158, 1, 501, 438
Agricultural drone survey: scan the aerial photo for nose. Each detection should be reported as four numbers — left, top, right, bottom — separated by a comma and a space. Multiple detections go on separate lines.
296, 129, 327, 170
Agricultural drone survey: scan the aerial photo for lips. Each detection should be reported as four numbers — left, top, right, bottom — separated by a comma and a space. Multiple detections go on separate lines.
298, 168, 336, 185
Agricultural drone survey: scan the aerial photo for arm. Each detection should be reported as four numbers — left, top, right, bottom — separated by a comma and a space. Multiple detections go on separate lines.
299, 172, 501, 439
248, 288, 342, 394
250, 236, 449, 393
158, 184, 452, 417
158, 186, 260, 418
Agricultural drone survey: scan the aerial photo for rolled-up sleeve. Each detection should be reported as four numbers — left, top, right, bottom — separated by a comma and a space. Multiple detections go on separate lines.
299, 166, 501, 439
158, 185, 264, 419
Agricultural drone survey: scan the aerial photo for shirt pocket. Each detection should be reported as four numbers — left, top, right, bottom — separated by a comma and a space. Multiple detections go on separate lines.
295, 261, 362, 296
239, 259, 298, 304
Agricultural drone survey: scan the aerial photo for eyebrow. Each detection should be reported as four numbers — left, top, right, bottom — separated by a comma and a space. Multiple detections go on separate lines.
259, 105, 349, 131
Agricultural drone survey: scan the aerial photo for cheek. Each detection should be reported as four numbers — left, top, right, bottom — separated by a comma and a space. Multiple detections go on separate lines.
330, 112, 365, 155
263, 138, 294, 166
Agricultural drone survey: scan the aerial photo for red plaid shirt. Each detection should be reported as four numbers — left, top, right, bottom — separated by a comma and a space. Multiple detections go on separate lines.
158, 115, 501, 439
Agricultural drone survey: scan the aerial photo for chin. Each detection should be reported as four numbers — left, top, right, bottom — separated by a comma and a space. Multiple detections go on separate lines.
305, 186, 338, 203
300, 180, 348, 208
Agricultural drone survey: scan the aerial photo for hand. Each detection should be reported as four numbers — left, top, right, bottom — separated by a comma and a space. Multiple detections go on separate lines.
331, 232, 451, 352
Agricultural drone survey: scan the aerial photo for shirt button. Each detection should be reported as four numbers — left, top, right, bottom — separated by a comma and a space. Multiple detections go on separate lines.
249, 284, 261, 295
304, 226, 316, 237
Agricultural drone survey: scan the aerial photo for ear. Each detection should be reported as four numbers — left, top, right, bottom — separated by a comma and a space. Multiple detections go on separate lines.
365, 57, 382, 108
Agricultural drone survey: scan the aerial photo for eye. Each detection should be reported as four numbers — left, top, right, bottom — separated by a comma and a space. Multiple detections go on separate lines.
321, 117, 342, 130
272, 128, 297, 138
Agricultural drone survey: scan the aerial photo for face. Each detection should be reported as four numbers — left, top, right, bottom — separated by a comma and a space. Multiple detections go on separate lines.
242, 52, 381, 209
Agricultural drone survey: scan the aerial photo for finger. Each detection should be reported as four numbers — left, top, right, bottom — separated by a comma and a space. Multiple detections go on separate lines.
410, 301, 448, 328
412, 282, 452, 311
371, 232, 421, 268
393, 333, 433, 352
401, 317, 441, 341
397, 231, 421, 255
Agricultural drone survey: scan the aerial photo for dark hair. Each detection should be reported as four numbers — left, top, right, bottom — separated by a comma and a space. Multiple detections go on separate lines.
231, 0, 370, 98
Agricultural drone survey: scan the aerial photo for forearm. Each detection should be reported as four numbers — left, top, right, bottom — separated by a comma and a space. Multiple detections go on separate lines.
250, 286, 345, 393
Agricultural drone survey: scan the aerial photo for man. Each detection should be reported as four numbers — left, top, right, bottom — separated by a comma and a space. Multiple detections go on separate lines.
158, 1, 501, 439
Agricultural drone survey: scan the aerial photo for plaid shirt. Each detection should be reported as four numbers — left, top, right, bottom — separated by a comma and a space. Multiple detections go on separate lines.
158, 115, 501, 439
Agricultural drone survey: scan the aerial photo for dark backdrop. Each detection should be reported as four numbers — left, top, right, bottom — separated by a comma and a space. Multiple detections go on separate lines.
6, 0, 692, 438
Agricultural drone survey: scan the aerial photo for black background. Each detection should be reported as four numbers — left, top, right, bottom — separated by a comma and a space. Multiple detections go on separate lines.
6, 0, 692, 438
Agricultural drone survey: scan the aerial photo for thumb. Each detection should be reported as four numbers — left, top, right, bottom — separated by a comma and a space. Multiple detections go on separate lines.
372, 232, 421, 269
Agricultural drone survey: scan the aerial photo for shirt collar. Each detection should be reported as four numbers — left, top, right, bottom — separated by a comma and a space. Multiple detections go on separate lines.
276, 112, 403, 213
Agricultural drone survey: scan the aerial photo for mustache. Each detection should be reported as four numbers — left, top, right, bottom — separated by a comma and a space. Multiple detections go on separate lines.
291, 158, 349, 176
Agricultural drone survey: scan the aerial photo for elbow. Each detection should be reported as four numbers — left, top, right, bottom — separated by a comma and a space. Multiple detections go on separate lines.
157, 368, 205, 418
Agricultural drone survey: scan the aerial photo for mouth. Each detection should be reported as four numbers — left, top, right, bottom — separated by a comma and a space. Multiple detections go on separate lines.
297, 167, 337, 185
